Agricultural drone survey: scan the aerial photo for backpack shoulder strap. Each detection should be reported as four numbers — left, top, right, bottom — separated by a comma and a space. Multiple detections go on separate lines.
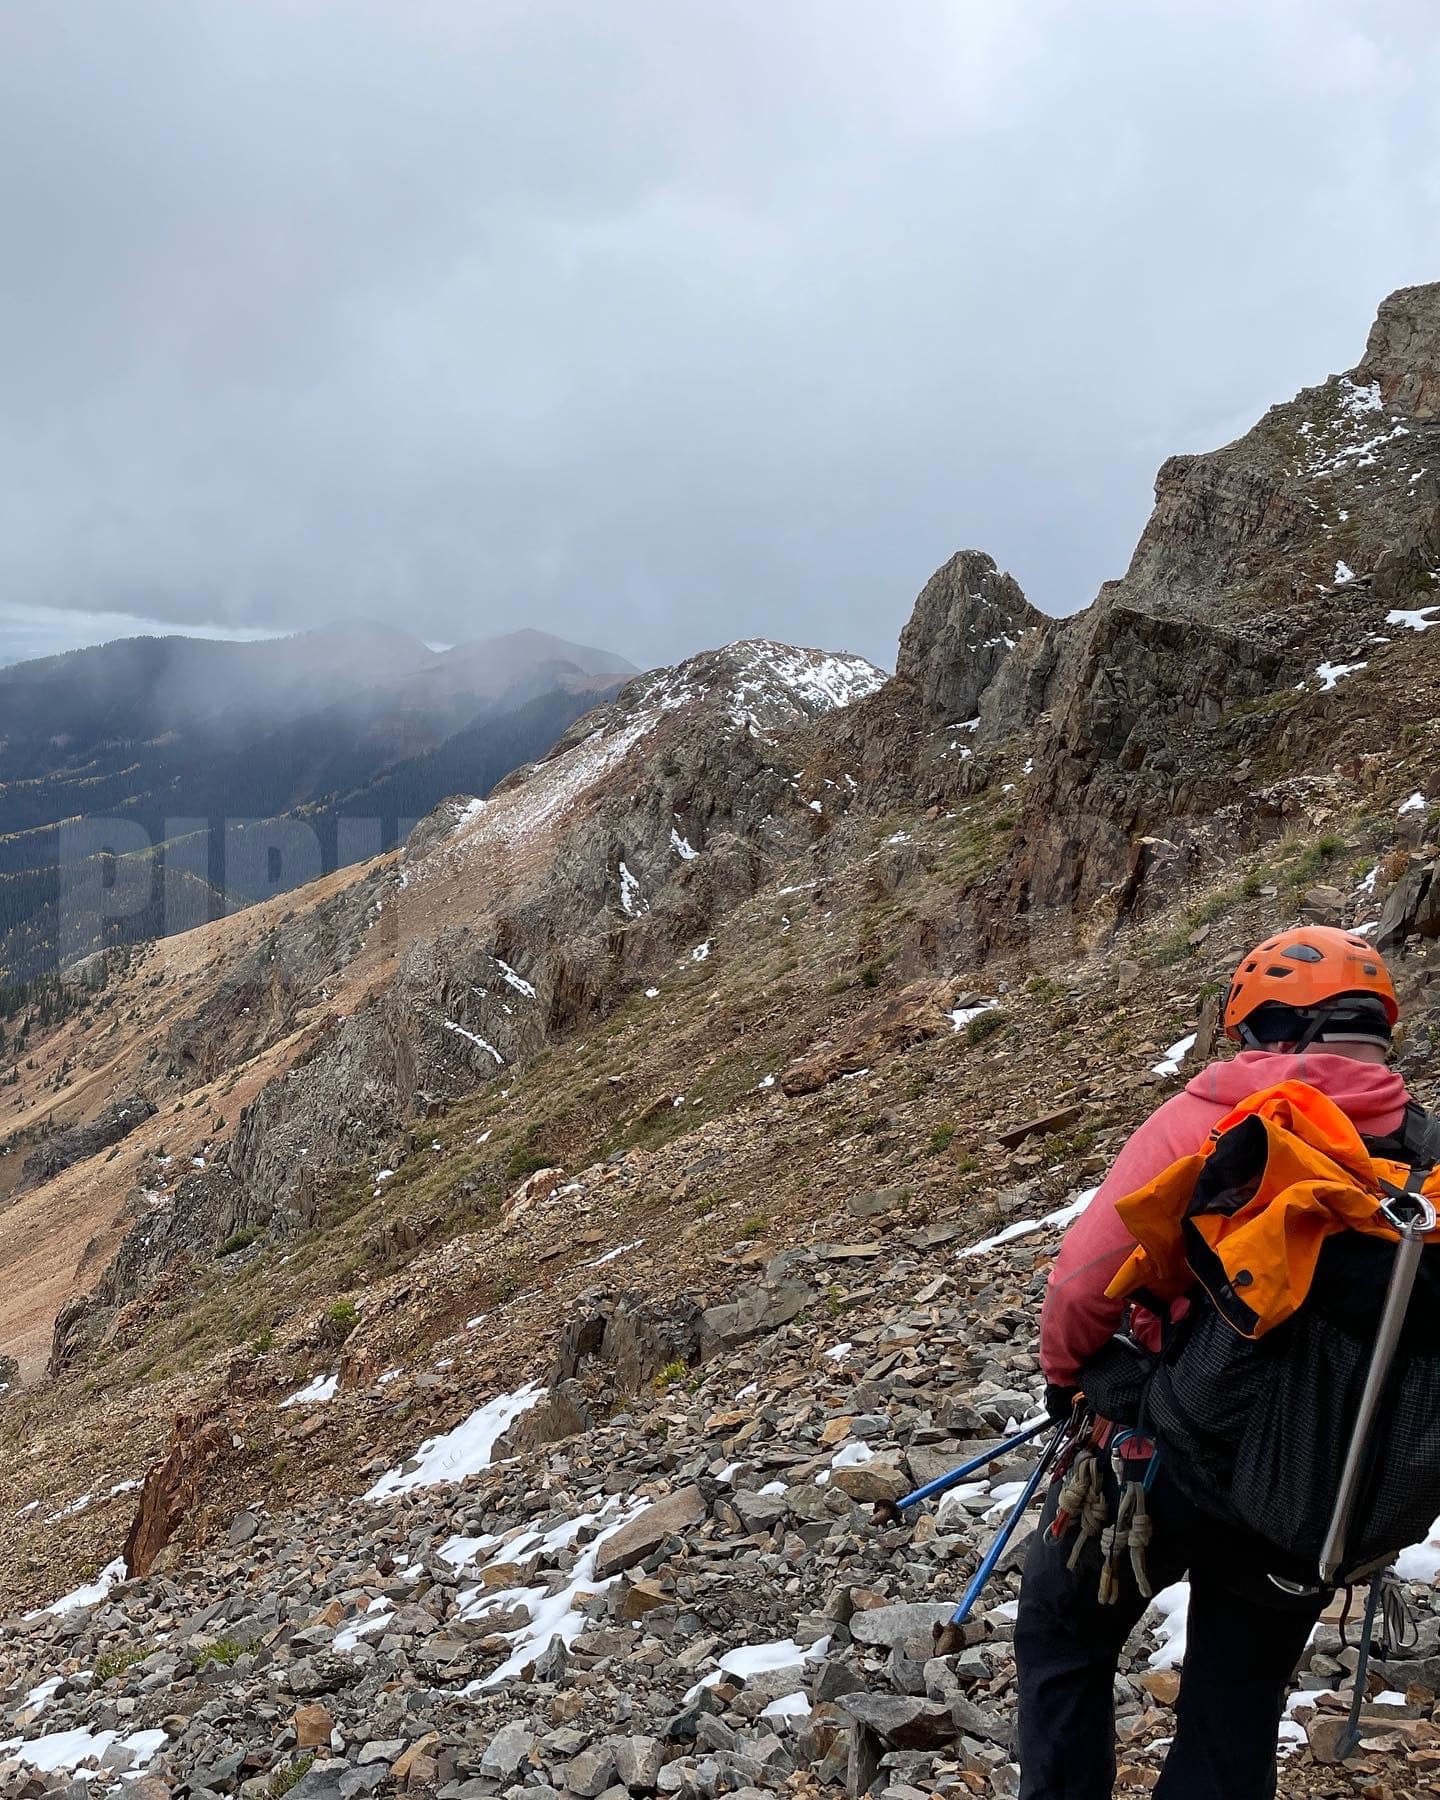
1401, 1103, 1440, 1172
1362, 1103, 1440, 1173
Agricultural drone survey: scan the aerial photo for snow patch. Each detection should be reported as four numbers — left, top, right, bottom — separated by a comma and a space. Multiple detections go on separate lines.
1146, 1581, 1190, 1669
1399, 791, 1428, 816
1395, 1514, 1440, 1584
761, 1691, 812, 1721
366, 1381, 545, 1499
1387, 604, 1440, 632
684, 1637, 814, 1703
27, 1559, 127, 1620
0, 1725, 167, 1777
584, 1239, 643, 1269
1152, 1033, 1197, 1077
618, 861, 647, 917
460, 1499, 648, 1689
281, 1373, 338, 1408
1310, 659, 1367, 691
670, 827, 700, 862
495, 958, 536, 999
444, 1019, 505, 1064
957, 1187, 1098, 1259
951, 999, 998, 1032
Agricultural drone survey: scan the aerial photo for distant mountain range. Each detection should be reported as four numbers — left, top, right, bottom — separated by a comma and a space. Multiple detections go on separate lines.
0, 622, 637, 983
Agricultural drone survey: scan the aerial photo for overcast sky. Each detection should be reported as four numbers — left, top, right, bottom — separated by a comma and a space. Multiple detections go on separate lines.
1, 2, 1437, 673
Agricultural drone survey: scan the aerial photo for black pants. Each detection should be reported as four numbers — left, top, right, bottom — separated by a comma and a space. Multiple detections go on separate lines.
1014, 1459, 1324, 1800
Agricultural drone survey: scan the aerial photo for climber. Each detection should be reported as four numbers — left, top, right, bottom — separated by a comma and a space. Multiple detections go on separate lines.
1014, 926, 1428, 1800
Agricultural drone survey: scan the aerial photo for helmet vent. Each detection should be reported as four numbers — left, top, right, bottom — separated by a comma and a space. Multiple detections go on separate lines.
1265, 965, 1295, 978
1280, 943, 1325, 963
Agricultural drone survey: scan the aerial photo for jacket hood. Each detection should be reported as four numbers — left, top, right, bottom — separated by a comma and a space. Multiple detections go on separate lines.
1184, 1050, 1410, 1137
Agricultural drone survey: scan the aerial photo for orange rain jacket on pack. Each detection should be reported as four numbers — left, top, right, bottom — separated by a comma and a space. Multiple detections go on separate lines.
1105, 1080, 1440, 1341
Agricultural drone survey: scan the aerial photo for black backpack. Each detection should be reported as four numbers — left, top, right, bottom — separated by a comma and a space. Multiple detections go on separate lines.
1086, 1102, 1440, 1587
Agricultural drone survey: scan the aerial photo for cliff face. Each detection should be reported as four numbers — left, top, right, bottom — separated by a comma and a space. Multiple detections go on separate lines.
969, 285, 1440, 929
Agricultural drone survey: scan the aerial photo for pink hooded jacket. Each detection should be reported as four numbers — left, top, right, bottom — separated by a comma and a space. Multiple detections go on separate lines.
1039, 1050, 1414, 1386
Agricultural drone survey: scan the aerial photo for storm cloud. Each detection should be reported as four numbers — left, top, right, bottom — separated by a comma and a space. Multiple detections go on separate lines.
1, 1, 1437, 671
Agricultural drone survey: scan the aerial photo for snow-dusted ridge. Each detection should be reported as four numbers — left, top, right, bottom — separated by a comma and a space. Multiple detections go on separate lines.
409, 636, 886, 878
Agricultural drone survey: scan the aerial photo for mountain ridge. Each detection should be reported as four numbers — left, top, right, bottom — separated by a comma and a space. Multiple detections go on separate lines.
0, 286, 1434, 1795
0, 623, 642, 984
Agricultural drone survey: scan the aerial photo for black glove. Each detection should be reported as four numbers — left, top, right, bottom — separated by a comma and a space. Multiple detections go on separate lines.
1044, 1383, 1079, 1423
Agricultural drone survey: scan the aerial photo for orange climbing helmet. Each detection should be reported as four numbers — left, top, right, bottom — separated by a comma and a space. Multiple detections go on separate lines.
1223, 926, 1399, 1049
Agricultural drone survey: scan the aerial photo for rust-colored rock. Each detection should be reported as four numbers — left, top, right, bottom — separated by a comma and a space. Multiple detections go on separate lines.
123, 1401, 233, 1578
293, 1703, 334, 1748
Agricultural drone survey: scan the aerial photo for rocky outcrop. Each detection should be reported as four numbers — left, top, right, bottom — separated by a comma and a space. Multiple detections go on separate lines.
18, 1094, 156, 1193
994, 284, 1440, 927
894, 551, 1044, 727
780, 978, 976, 1095
1378, 855, 1440, 950
549, 1293, 704, 1394
1359, 282, 1440, 420
122, 1399, 233, 1578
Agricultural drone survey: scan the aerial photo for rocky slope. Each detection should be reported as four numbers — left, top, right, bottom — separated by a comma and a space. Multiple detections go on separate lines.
0, 287, 1436, 1798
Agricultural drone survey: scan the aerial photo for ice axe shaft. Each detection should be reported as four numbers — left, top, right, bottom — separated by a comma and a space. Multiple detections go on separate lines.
941, 1418, 1068, 1638
895, 1416, 1051, 1512
1333, 1571, 1386, 1763
1319, 1188, 1436, 1586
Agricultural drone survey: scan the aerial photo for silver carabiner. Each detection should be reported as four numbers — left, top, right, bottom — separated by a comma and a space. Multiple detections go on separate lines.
1379, 1190, 1437, 1237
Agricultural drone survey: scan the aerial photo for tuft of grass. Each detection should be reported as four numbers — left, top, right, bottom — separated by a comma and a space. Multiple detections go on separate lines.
217, 1226, 262, 1258
270, 1755, 316, 1798
927, 1123, 956, 1156
965, 1010, 1006, 1047
1290, 835, 1346, 887
738, 1214, 766, 1239
93, 1647, 145, 1682
653, 1359, 688, 1390
194, 1636, 255, 1668
322, 1299, 359, 1344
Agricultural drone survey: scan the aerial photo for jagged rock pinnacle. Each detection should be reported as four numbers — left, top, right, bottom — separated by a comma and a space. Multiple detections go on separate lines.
895, 550, 1043, 723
